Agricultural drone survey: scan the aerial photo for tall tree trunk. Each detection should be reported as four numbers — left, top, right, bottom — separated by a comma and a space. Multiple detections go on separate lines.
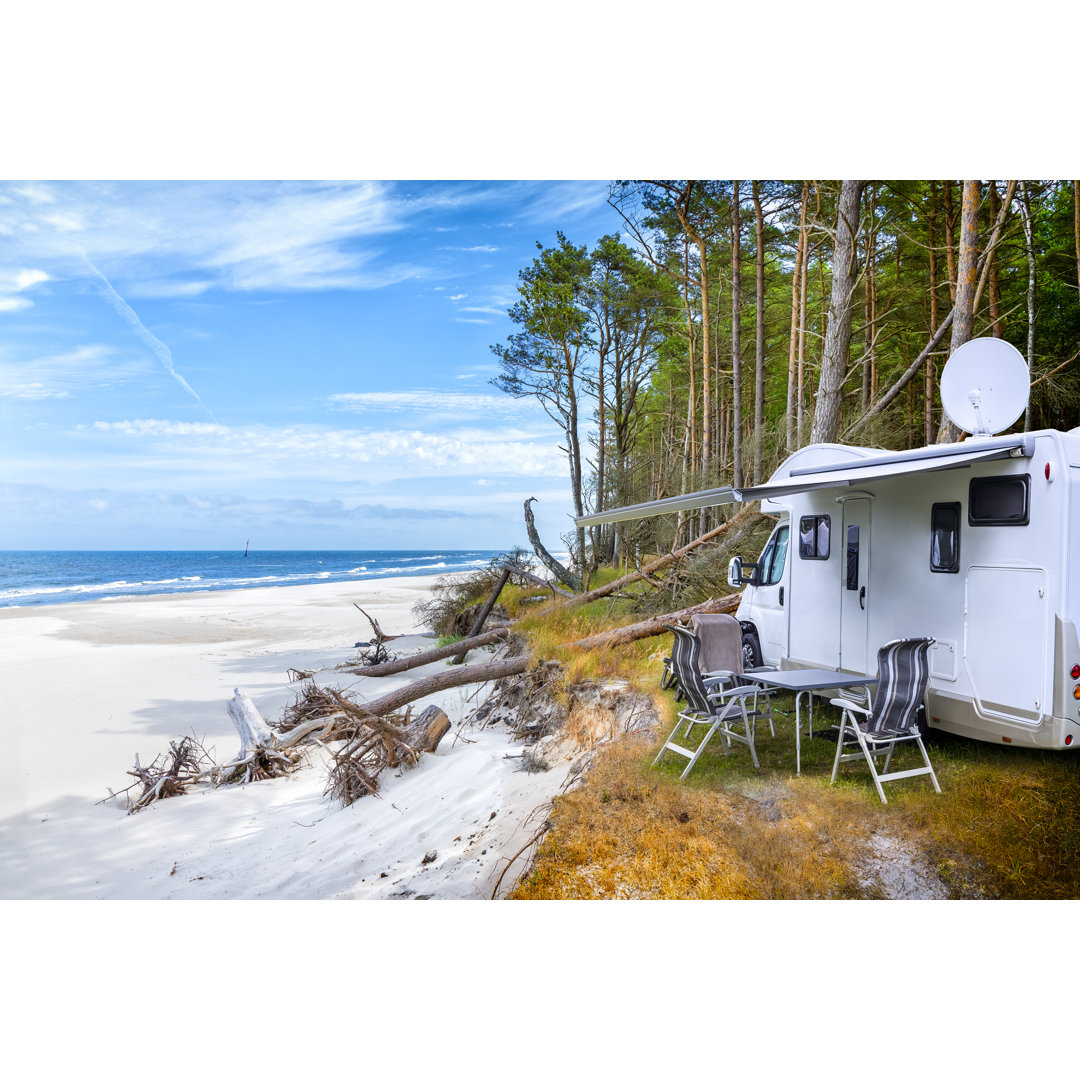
937, 180, 980, 443
926, 180, 940, 443
731, 181, 743, 487
796, 192, 811, 446
944, 180, 958, 303
594, 332, 606, 569
671, 183, 712, 477
1019, 181, 1037, 432
1074, 180, 1080, 297
786, 181, 808, 452
810, 179, 865, 445
751, 180, 766, 484
680, 239, 697, 477
862, 184, 877, 410
988, 182, 1003, 337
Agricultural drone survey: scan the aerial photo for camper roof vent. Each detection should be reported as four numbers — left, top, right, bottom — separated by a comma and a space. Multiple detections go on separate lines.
940, 337, 1030, 437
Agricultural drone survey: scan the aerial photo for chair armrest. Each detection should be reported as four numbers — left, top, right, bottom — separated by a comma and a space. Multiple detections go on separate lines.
703, 668, 736, 682
830, 698, 871, 715
708, 684, 758, 702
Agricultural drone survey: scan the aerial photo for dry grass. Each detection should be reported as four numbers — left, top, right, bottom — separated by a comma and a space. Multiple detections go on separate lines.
900, 733, 1080, 899
510, 737, 879, 899
506, 671, 1080, 900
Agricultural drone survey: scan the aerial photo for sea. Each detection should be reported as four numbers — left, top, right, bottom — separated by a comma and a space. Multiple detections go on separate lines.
0, 550, 503, 610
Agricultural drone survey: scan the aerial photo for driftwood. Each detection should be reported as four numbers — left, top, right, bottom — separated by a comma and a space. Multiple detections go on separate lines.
402, 705, 452, 753
344, 627, 510, 676
354, 604, 401, 644
525, 497, 581, 592
324, 696, 453, 805
451, 567, 511, 665
562, 506, 764, 607
559, 595, 740, 651
215, 689, 301, 784
108, 736, 215, 813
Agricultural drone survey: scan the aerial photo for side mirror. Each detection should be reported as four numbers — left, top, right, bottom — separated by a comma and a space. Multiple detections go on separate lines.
727, 556, 743, 588
728, 556, 758, 588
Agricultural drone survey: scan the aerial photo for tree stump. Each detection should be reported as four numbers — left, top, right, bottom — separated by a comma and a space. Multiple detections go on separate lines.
403, 705, 452, 753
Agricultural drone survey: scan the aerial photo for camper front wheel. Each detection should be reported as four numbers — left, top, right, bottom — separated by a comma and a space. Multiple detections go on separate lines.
741, 631, 763, 670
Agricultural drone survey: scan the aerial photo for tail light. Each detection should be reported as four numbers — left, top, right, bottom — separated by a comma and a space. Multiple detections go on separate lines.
1072, 664, 1080, 680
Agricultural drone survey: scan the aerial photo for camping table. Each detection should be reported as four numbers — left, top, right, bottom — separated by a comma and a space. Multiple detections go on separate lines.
737, 668, 878, 776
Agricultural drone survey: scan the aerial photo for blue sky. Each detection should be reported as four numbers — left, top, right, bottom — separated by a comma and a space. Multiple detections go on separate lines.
0, 180, 627, 551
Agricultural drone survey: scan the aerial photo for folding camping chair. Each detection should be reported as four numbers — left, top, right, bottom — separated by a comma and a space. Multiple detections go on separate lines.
654, 622, 772, 777
690, 613, 775, 737
829, 637, 941, 804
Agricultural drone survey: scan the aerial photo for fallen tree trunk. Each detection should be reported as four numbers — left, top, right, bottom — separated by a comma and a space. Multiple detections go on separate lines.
558, 595, 740, 652
562, 506, 764, 607
348, 654, 531, 718
344, 627, 510, 676
505, 563, 576, 599
452, 567, 511, 665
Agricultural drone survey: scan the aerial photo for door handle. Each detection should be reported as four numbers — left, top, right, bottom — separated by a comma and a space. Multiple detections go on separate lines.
779, 586, 784, 607
859, 586, 866, 611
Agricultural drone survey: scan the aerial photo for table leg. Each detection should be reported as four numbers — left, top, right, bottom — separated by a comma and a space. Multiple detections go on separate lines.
795, 690, 805, 776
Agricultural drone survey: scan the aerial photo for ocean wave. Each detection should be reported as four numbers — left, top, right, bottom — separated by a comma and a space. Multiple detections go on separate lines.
0, 551, 505, 608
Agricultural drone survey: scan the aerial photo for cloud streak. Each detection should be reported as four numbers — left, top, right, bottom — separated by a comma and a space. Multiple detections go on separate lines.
81, 253, 213, 417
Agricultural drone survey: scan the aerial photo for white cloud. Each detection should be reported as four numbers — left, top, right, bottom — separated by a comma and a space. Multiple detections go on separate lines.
460, 306, 504, 315
0, 265, 51, 313
0, 181, 424, 296
0, 344, 144, 399
456, 317, 491, 324
94, 419, 229, 437
446, 293, 467, 301
328, 390, 533, 416
83, 415, 565, 480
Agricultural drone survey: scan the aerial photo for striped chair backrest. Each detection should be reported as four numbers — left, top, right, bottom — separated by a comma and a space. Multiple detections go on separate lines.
665, 624, 713, 715
867, 638, 934, 735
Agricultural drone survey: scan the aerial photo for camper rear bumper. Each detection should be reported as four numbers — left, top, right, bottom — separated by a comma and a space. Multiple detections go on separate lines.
927, 689, 1080, 750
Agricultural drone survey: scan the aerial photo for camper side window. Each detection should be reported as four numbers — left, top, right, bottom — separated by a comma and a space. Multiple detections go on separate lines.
930, 502, 960, 573
968, 476, 1030, 526
758, 525, 789, 586
799, 515, 830, 560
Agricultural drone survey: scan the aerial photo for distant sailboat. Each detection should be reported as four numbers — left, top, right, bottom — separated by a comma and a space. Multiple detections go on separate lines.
244, 540, 249, 557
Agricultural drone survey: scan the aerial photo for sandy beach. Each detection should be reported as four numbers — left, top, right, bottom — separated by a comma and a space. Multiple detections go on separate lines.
0, 574, 573, 899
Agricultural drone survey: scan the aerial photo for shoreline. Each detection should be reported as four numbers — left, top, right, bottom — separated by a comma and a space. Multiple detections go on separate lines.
0, 572, 570, 899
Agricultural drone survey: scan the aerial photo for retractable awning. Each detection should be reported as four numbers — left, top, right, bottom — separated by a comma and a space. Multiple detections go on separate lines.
739, 435, 1034, 502
574, 484, 738, 527
573, 435, 1034, 527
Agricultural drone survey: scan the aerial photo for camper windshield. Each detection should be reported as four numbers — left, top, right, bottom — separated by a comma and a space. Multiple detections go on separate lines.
757, 525, 789, 586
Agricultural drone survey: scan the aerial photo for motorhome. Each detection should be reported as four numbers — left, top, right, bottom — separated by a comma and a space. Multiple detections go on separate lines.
576, 338, 1080, 751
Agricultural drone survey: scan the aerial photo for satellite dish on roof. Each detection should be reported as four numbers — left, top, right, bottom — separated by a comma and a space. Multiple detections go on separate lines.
940, 337, 1029, 436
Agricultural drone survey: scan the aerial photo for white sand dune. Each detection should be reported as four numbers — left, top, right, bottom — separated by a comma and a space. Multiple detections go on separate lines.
0, 575, 571, 899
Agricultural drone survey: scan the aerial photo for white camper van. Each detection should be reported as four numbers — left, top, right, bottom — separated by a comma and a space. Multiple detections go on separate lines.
576, 338, 1080, 752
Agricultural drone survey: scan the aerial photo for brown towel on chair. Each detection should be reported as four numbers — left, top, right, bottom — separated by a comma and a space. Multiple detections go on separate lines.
690, 613, 744, 677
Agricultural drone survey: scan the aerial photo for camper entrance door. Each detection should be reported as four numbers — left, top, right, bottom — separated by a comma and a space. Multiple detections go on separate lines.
840, 498, 871, 672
